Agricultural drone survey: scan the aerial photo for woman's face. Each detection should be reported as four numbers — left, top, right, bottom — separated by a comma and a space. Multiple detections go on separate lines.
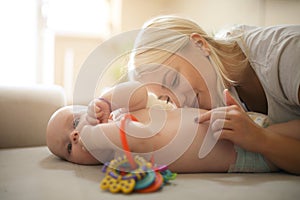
139, 53, 214, 110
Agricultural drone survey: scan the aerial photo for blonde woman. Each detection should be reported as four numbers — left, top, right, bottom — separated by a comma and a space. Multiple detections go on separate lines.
127, 16, 300, 174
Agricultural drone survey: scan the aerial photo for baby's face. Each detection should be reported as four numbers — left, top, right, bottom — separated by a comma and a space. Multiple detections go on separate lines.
46, 106, 99, 165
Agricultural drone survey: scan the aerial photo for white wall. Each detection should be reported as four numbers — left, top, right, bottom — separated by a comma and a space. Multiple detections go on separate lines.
119, 0, 300, 33
120, 0, 169, 31
264, 0, 300, 25
168, 0, 264, 32
0, 0, 38, 85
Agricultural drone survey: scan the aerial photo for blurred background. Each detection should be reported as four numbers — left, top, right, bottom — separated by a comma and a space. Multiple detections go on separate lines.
0, 0, 299, 103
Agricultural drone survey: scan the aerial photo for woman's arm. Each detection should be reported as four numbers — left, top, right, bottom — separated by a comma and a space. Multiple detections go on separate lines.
261, 120, 300, 174
263, 85, 300, 174
199, 90, 300, 174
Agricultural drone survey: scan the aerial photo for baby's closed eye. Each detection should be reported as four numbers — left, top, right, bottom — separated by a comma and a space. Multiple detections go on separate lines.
67, 143, 72, 154
73, 118, 80, 129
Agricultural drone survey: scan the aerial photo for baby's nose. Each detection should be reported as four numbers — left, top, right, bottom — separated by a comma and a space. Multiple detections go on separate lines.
70, 131, 80, 143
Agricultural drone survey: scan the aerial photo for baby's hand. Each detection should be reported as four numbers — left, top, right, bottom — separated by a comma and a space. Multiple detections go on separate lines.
86, 98, 111, 124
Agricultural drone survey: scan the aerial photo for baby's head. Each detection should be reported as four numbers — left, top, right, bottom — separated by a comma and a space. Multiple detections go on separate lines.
46, 105, 99, 165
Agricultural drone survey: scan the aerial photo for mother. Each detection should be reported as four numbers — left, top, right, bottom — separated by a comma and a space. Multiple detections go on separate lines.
127, 15, 300, 174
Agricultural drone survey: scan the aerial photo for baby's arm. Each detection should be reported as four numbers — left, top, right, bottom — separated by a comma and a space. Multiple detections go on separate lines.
86, 81, 148, 124
80, 107, 237, 173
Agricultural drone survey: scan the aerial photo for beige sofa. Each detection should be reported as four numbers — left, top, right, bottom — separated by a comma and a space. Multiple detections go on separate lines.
0, 85, 299, 200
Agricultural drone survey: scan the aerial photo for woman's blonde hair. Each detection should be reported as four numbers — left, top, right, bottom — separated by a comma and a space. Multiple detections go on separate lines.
129, 15, 248, 88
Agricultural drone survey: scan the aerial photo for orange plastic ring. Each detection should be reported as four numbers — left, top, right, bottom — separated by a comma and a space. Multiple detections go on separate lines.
120, 113, 139, 169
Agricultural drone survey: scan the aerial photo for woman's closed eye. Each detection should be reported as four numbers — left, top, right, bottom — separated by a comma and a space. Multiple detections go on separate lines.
163, 70, 180, 89
171, 73, 179, 88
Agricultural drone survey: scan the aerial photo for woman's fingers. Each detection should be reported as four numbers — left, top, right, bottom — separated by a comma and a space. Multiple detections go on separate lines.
211, 118, 233, 132
195, 90, 262, 151
197, 105, 244, 143
197, 106, 232, 123
213, 129, 233, 141
197, 108, 225, 123
196, 110, 212, 123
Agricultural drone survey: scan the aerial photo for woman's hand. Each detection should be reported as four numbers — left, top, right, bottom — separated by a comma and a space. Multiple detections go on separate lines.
197, 89, 300, 174
197, 89, 266, 153
86, 98, 111, 125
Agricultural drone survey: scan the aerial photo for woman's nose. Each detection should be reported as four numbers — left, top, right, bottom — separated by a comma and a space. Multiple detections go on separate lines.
174, 88, 200, 108
171, 92, 186, 108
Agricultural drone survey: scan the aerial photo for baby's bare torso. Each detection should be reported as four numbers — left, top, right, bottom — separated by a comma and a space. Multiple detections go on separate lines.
128, 108, 236, 172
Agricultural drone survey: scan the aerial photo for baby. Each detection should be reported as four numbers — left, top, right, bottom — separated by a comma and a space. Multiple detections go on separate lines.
46, 81, 277, 173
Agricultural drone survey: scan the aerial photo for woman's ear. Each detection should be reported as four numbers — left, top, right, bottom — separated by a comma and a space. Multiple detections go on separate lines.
190, 33, 211, 56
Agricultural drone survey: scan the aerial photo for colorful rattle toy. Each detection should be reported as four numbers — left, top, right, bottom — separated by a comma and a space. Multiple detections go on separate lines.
100, 114, 177, 194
